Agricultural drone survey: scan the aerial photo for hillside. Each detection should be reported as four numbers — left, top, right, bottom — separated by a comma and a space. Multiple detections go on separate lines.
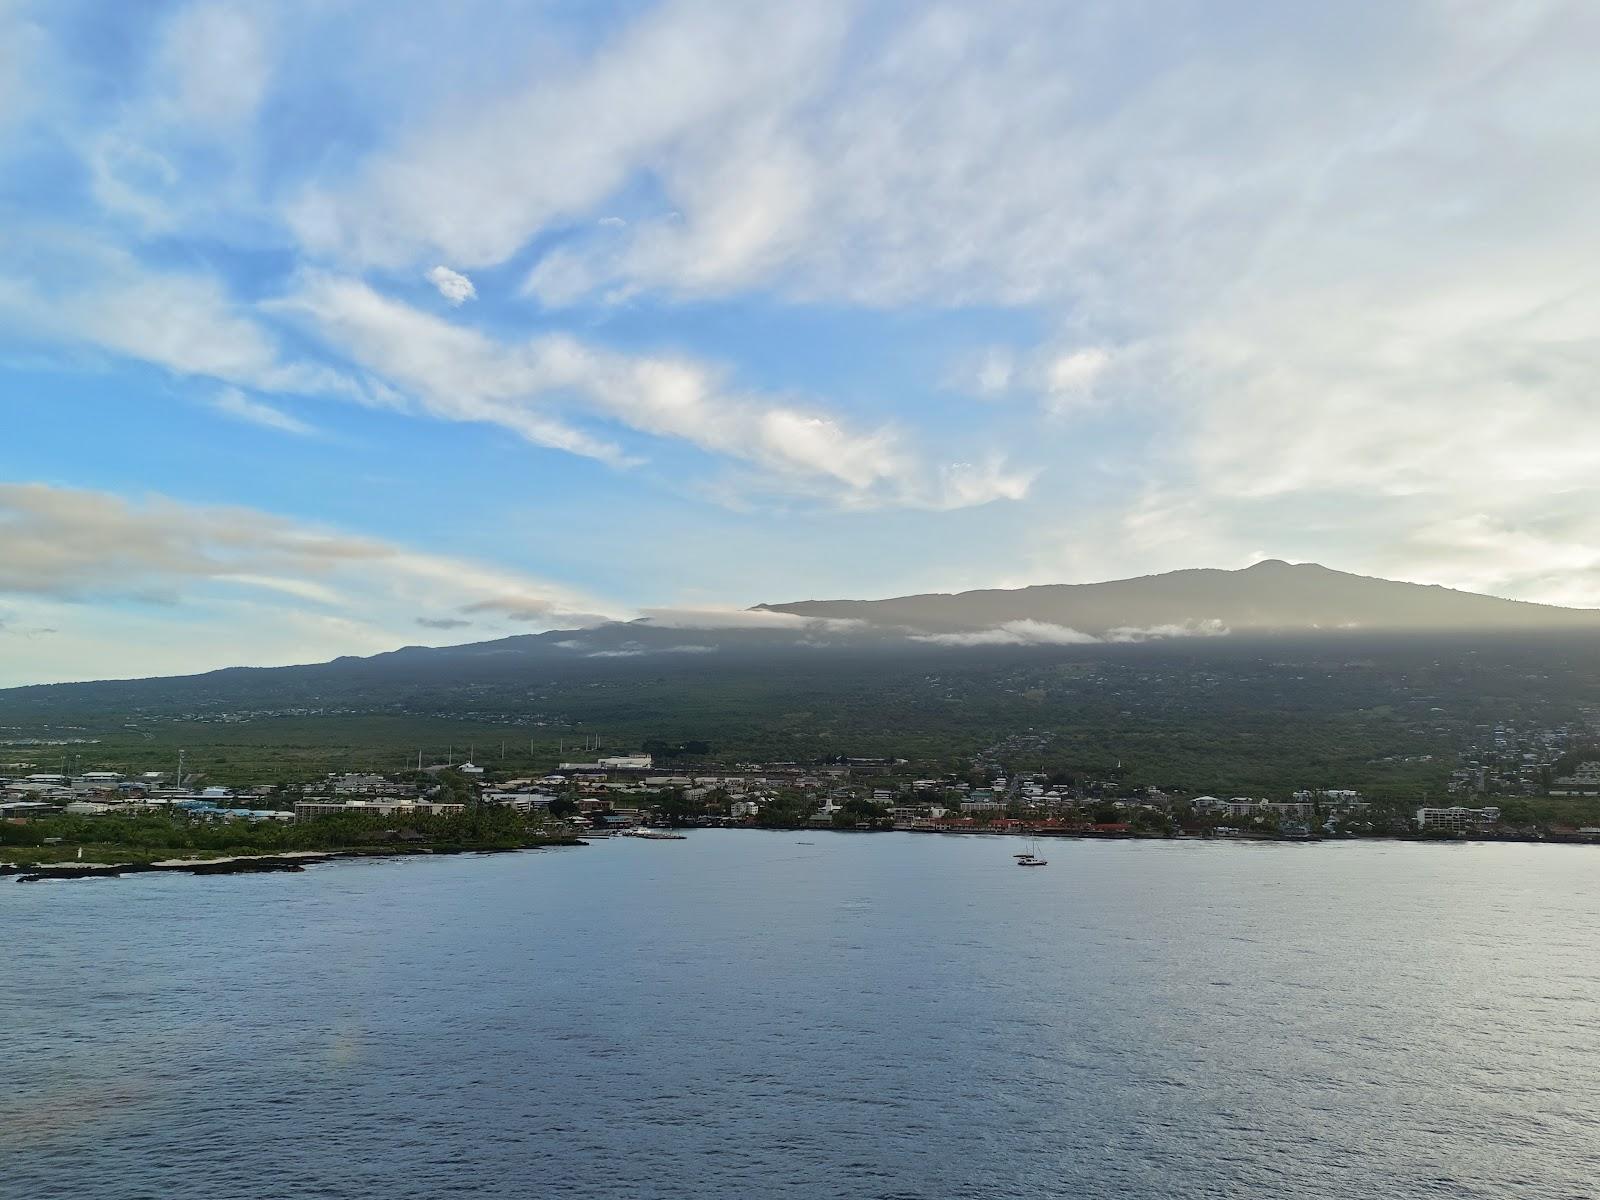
2, 561, 1597, 719
3, 561, 1599, 794
758, 560, 1600, 636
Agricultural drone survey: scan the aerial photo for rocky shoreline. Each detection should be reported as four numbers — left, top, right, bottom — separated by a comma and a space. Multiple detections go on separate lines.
1, 840, 587, 883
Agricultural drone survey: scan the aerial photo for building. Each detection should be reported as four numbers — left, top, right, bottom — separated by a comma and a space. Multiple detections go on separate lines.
294, 798, 467, 821
0, 800, 56, 819
1551, 762, 1600, 797
1416, 805, 1501, 833
482, 791, 555, 812
598, 754, 653, 771
63, 800, 117, 816
329, 773, 395, 795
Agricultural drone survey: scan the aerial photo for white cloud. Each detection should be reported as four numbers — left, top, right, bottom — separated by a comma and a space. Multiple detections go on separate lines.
0, 227, 367, 408
912, 616, 1229, 647
1045, 348, 1112, 410
1367, 510, 1600, 610
283, 3, 1600, 513
158, 2, 274, 131
1106, 619, 1230, 643
209, 388, 316, 436
288, 0, 849, 268
13, 0, 1600, 627
637, 607, 863, 632
0, 482, 621, 684
0, 3, 50, 142
912, 620, 1099, 648
85, 2, 275, 231
971, 349, 1015, 399
581, 642, 714, 657
274, 272, 1029, 508
425, 265, 476, 305
461, 595, 613, 627
0, 230, 278, 381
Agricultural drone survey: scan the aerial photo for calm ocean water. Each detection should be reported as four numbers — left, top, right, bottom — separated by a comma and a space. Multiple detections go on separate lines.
4, 832, 1599, 1199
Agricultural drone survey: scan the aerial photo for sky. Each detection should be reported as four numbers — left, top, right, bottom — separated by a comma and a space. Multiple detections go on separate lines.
5, 0, 1600, 685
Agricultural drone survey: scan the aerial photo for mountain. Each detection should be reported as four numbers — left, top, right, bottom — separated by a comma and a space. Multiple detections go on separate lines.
756, 560, 1600, 637
2, 562, 1597, 714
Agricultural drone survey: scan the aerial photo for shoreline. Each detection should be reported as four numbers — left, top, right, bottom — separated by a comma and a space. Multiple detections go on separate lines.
0, 838, 587, 883
732, 824, 1600, 848
9, 824, 1595, 884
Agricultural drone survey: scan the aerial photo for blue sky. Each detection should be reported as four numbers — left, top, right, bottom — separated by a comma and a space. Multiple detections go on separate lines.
5, 0, 1600, 684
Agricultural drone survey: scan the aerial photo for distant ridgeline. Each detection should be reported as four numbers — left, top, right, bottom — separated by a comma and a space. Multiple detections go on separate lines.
1, 562, 1598, 796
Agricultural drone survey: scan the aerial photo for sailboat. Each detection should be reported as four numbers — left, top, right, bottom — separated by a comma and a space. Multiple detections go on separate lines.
1015, 836, 1048, 867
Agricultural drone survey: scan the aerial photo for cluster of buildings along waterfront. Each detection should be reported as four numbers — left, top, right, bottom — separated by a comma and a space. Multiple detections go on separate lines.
3, 749, 1594, 842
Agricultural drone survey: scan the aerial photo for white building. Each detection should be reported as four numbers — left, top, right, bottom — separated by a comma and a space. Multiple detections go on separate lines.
1416, 805, 1501, 833
598, 755, 653, 771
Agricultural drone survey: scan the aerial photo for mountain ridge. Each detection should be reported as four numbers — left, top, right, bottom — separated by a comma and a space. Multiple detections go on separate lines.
754, 560, 1600, 635
4, 561, 1598, 699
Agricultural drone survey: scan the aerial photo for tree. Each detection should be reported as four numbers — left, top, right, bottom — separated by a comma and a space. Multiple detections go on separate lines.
547, 795, 578, 820
654, 788, 699, 826
1130, 808, 1172, 835
832, 798, 892, 829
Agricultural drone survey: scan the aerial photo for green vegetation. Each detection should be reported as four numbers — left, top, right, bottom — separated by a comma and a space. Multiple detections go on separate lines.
1497, 796, 1600, 829
5, 634, 1599, 803
831, 797, 892, 828
754, 790, 822, 828
0, 807, 577, 867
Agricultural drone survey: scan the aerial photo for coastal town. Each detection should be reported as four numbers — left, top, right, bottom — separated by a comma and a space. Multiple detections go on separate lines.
6, 736, 1600, 856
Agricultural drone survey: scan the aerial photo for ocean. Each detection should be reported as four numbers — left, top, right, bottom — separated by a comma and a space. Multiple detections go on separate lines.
5, 831, 1598, 1198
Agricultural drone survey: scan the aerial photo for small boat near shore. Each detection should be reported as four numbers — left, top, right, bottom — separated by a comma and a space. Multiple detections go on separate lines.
621, 828, 687, 840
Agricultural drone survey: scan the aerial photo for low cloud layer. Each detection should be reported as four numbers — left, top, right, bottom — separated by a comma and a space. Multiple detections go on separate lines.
581, 642, 719, 658
1106, 619, 1230, 644
913, 620, 1099, 648
913, 617, 1229, 648
637, 607, 866, 632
